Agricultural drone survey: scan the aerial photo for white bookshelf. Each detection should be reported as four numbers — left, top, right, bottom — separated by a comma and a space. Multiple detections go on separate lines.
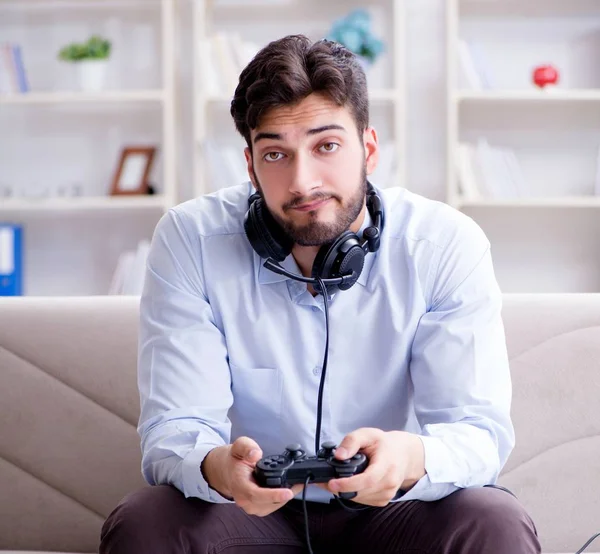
456, 89, 600, 104
446, 0, 600, 292
0, 0, 178, 295
0, 195, 167, 213
192, 0, 406, 198
0, 90, 166, 105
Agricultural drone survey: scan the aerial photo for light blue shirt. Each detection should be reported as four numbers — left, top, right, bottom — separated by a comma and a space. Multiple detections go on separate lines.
138, 182, 514, 504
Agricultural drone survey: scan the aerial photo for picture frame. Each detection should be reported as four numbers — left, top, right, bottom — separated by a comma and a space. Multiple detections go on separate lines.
110, 146, 156, 196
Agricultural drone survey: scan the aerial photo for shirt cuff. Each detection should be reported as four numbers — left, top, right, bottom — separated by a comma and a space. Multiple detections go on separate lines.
390, 435, 461, 502
418, 434, 457, 484
391, 473, 460, 502
181, 443, 235, 504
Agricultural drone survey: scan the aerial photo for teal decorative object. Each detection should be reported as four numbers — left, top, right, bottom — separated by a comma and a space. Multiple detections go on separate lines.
327, 9, 385, 64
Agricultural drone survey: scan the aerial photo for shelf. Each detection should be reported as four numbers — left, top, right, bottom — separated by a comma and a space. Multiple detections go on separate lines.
457, 196, 600, 209
455, 89, 600, 104
0, 90, 165, 105
0, 195, 167, 213
0, 0, 161, 10
459, 0, 600, 18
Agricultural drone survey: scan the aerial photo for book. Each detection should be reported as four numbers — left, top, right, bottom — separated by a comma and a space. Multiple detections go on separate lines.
0, 42, 29, 94
455, 142, 482, 201
0, 224, 23, 296
199, 32, 260, 97
457, 39, 483, 91
108, 240, 151, 295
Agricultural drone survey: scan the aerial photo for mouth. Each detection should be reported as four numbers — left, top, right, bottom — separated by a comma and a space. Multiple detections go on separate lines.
291, 197, 332, 212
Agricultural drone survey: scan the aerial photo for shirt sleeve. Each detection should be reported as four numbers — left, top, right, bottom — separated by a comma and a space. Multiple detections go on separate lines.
137, 209, 234, 503
396, 214, 515, 502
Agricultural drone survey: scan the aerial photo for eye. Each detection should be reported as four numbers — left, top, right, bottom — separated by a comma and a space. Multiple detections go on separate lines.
319, 142, 339, 153
264, 151, 285, 162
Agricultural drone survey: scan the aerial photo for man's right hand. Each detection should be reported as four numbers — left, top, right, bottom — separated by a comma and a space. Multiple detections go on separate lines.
202, 436, 304, 517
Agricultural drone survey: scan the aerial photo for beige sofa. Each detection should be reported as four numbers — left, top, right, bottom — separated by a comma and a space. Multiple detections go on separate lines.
0, 294, 599, 554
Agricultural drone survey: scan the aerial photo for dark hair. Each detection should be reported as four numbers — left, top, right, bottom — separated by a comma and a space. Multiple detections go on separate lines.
230, 35, 369, 149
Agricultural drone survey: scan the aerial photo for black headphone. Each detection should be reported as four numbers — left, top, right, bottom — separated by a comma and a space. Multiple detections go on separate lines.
243, 182, 384, 293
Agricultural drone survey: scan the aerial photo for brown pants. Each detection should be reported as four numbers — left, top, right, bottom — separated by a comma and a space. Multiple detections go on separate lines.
100, 484, 541, 554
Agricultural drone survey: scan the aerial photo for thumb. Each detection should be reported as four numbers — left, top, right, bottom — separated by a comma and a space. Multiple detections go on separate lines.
231, 436, 262, 464
336, 428, 378, 459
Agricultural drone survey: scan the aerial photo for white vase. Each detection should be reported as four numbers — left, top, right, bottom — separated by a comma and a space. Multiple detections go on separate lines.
77, 60, 108, 92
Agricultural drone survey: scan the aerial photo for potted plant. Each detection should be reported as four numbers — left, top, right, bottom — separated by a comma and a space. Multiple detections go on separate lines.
327, 9, 385, 71
58, 35, 112, 92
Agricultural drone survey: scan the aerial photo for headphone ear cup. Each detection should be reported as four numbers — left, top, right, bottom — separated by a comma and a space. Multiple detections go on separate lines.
312, 231, 365, 291
244, 197, 293, 262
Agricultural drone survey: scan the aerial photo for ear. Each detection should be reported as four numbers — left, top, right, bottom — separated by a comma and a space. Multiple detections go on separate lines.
244, 147, 257, 188
363, 127, 379, 176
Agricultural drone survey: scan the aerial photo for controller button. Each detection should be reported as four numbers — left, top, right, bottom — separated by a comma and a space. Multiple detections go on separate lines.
277, 459, 286, 464
352, 454, 362, 460
341, 459, 351, 464
269, 463, 278, 468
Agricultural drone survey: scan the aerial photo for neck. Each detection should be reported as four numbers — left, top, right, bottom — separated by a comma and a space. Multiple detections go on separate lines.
292, 203, 367, 279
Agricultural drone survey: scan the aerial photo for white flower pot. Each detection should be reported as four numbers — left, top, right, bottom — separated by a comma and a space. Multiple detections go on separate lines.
77, 60, 109, 92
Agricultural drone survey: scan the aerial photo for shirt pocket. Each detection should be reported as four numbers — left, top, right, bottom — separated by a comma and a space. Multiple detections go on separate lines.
228, 365, 283, 446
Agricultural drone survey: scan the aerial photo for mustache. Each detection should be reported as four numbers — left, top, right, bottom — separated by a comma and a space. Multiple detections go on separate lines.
283, 192, 339, 211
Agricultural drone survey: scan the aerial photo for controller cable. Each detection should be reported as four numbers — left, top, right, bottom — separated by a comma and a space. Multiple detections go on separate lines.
299, 279, 370, 554
576, 532, 600, 553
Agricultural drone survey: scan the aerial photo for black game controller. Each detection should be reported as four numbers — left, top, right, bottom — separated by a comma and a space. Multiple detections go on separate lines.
254, 441, 368, 500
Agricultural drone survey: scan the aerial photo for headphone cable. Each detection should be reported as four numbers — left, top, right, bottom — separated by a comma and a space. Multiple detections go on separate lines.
314, 277, 329, 456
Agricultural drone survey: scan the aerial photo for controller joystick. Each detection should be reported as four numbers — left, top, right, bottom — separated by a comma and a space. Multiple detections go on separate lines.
285, 443, 305, 459
255, 442, 368, 500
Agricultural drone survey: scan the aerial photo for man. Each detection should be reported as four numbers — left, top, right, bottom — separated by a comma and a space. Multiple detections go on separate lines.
101, 35, 541, 553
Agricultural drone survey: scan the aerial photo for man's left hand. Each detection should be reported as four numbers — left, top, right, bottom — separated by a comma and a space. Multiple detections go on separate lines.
318, 428, 426, 507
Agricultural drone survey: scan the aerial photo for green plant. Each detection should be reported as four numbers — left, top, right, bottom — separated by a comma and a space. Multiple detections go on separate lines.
58, 35, 112, 62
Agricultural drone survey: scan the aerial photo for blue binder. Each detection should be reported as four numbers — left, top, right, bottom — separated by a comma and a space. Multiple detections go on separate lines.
0, 224, 23, 296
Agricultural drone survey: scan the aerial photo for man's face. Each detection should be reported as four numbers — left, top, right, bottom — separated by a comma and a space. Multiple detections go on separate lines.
245, 93, 379, 246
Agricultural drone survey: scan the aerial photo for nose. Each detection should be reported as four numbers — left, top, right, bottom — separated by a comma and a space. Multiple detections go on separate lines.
288, 152, 322, 197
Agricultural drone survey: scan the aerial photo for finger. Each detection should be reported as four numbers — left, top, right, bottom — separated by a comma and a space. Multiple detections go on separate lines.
349, 484, 401, 508
347, 491, 393, 508
238, 479, 295, 505
230, 436, 262, 466
335, 428, 381, 459
313, 483, 330, 491
290, 484, 304, 497
328, 462, 387, 494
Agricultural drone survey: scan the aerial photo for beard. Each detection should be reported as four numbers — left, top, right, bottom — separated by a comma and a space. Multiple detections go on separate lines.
253, 165, 368, 247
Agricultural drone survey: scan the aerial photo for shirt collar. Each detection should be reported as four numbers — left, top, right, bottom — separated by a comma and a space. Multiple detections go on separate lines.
256, 208, 377, 288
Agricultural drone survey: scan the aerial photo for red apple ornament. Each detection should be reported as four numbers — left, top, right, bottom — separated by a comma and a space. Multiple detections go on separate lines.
533, 65, 559, 89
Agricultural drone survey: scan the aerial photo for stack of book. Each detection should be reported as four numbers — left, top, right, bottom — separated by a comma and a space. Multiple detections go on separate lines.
455, 139, 528, 201
0, 42, 30, 94
197, 32, 260, 97
108, 239, 150, 295
457, 39, 495, 91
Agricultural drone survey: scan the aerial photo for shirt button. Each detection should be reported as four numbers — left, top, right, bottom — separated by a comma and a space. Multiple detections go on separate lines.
312, 306, 320, 313
313, 366, 322, 376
